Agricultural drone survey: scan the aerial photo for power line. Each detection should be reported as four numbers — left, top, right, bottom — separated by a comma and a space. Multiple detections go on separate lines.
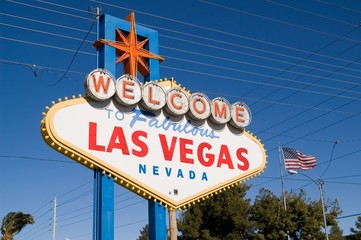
2, 57, 360, 118
3, 32, 360, 101
5, 19, 361, 88
0, 36, 95, 55
92, 0, 361, 64
0, 12, 96, 34
198, 0, 361, 43
42, 18, 96, 86
161, 65, 361, 101
0, 22, 93, 43
250, 35, 361, 114
165, 55, 361, 95
253, 148, 361, 188
157, 31, 361, 79
316, 0, 361, 15
57, 180, 93, 199
336, 213, 361, 219
264, 0, 358, 27
6, 1, 361, 75
0, 59, 88, 75
0, 155, 75, 164
7, 0, 358, 96
35, 0, 92, 14
6, 0, 92, 21
4, 11, 361, 84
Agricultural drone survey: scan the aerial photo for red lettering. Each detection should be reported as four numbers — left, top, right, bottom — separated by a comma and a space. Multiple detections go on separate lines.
236, 106, 245, 123
193, 98, 206, 114
236, 148, 249, 171
132, 131, 148, 157
92, 74, 110, 93
214, 101, 227, 119
106, 126, 130, 154
217, 145, 234, 169
197, 142, 214, 167
122, 80, 135, 99
170, 93, 182, 110
179, 138, 194, 164
148, 86, 160, 105
159, 134, 177, 161
88, 122, 105, 151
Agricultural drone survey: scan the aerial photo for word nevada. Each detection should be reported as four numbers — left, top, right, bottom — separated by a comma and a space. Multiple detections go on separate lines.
85, 68, 252, 128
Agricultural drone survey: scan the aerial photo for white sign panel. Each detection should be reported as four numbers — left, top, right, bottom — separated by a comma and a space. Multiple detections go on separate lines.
42, 96, 267, 209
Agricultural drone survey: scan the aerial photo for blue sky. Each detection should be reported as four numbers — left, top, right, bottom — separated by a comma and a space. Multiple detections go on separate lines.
1, 0, 361, 239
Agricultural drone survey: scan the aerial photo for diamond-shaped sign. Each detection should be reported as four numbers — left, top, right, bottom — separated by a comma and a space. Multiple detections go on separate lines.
41, 81, 267, 209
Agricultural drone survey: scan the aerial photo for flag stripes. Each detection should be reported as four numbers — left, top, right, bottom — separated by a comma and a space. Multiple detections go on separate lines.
282, 147, 317, 170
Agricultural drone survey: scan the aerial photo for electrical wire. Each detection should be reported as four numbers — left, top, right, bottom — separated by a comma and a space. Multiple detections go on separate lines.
4, 4, 361, 77
0, 155, 75, 163
319, 141, 339, 179
158, 32, 361, 81
2, 58, 360, 118
92, 0, 361, 62
57, 180, 93, 199
0, 36, 95, 55
5, 19, 361, 88
165, 55, 361, 95
265, 0, 358, 27
161, 65, 361, 101
0, 12, 96, 34
3, 32, 361, 101
4, 2, 361, 88
240, 26, 361, 100
316, 0, 361, 14
5, 0, 92, 21
198, 0, 361, 43
42, 18, 96, 86
35, 0, 92, 14
0, 22, 93, 43
4, 12, 361, 84
252, 148, 361, 188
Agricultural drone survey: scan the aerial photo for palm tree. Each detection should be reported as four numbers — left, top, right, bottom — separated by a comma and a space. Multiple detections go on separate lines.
1, 212, 35, 240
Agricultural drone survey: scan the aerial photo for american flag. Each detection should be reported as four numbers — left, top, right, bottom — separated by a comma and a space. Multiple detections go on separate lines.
282, 147, 317, 170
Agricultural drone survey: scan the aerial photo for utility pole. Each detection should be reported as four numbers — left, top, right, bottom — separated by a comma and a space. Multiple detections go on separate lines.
169, 209, 177, 240
318, 180, 329, 240
289, 171, 329, 240
52, 195, 57, 240
278, 143, 291, 240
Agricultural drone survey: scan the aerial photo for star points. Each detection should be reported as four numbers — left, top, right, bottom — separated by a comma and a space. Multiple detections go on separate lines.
93, 12, 164, 77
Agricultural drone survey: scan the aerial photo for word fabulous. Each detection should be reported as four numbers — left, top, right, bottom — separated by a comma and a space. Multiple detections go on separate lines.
85, 68, 252, 128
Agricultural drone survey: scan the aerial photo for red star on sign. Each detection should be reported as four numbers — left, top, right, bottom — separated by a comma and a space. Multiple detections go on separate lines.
93, 12, 164, 77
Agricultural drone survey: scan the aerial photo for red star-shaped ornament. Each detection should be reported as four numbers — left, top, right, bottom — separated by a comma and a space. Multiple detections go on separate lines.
93, 12, 164, 77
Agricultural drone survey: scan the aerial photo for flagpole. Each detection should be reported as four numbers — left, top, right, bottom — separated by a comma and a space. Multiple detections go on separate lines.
278, 143, 290, 240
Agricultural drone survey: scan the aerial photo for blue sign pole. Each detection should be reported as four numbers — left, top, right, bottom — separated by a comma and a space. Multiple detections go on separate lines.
93, 12, 116, 240
148, 201, 167, 240
93, 13, 166, 240
93, 170, 114, 240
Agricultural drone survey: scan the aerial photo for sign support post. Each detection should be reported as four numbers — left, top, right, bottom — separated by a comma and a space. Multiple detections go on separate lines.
93, 12, 116, 240
149, 201, 167, 240
95, 13, 166, 240
93, 170, 114, 240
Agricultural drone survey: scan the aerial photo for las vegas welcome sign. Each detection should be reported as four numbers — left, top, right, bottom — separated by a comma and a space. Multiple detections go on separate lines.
41, 69, 267, 209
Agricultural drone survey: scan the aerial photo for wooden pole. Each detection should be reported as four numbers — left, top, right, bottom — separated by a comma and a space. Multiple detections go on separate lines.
169, 209, 178, 240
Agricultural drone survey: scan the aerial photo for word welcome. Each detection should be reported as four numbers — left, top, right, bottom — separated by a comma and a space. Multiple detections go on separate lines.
85, 69, 252, 128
